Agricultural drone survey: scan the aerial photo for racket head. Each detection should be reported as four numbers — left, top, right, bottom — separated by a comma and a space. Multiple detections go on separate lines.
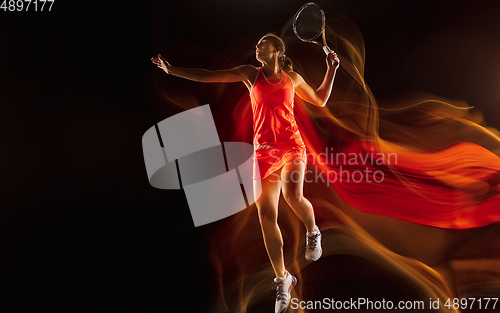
292, 2, 326, 45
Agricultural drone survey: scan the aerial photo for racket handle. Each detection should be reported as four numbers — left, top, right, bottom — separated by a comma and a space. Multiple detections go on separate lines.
322, 45, 339, 67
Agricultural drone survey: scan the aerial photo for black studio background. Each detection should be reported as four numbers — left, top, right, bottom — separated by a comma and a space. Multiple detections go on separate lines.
1, 0, 500, 312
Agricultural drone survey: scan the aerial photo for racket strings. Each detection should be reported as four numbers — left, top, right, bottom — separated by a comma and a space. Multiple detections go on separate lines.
294, 4, 324, 41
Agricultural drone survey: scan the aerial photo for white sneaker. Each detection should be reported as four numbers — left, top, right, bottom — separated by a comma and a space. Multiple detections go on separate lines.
305, 229, 322, 261
271, 271, 297, 313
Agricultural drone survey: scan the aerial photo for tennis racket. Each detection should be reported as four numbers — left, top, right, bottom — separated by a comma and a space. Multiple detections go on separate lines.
293, 2, 339, 67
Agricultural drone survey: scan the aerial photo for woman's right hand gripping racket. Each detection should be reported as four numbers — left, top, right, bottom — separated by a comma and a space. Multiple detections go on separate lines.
293, 2, 339, 67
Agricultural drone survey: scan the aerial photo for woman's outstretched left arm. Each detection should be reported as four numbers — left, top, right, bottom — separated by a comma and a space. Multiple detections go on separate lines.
291, 51, 340, 107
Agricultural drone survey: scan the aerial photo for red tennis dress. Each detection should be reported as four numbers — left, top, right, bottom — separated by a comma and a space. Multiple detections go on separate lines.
251, 67, 307, 180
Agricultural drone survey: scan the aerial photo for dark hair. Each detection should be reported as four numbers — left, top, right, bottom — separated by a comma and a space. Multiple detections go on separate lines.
261, 33, 293, 72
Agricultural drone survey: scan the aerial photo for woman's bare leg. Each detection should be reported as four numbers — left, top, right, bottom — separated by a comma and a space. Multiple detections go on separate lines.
280, 159, 318, 233
254, 170, 285, 278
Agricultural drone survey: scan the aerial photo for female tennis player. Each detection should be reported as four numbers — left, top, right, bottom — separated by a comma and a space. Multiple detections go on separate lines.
151, 33, 339, 313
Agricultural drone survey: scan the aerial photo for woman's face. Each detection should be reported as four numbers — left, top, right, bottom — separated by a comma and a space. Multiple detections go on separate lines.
255, 37, 280, 63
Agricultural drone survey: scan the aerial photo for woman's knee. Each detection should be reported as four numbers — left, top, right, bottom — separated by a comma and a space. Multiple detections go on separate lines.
281, 159, 305, 202
282, 187, 303, 205
256, 200, 278, 222
253, 170, 282, 222
281, 175, 304, 204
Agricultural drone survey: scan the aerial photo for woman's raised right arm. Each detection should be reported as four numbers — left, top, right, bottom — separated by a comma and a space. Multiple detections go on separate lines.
151, 54, 255, 84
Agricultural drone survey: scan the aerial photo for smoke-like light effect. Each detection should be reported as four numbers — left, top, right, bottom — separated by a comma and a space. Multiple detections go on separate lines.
152, 11, 500, 313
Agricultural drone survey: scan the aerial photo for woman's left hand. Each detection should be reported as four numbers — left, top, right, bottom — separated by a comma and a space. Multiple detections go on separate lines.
326, 51, 340, 69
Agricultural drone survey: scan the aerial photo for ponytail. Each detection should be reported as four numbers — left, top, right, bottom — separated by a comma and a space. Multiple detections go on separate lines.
281, 55, 293, 73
